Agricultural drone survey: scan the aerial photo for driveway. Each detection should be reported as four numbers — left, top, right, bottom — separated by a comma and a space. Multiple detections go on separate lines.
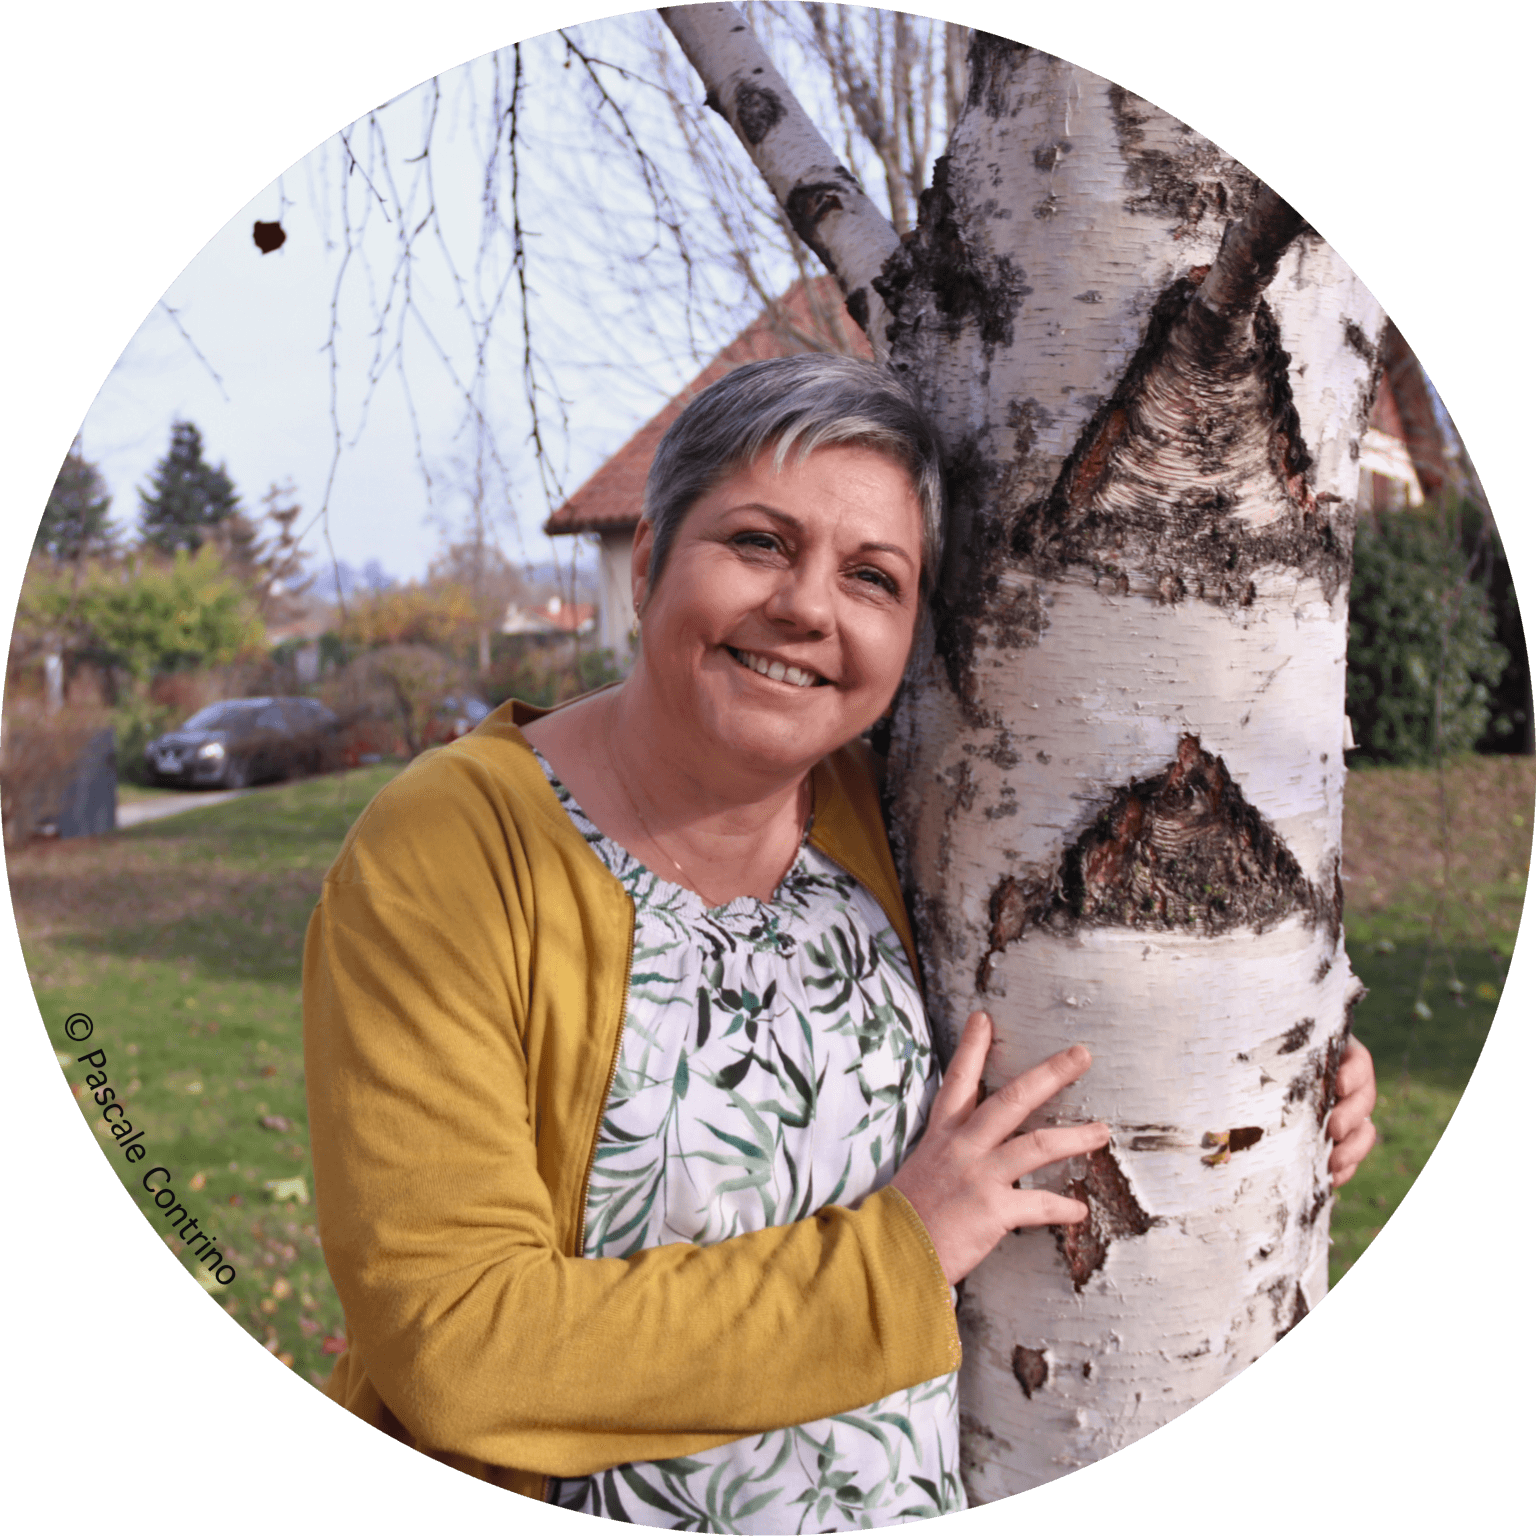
116, 789, 253, 829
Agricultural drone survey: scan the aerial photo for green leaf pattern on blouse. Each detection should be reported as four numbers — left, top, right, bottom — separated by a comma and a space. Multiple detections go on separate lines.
537, 757, 962, 1531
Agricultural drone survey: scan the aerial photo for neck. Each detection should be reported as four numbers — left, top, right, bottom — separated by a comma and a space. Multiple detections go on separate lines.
577, 666, 817, 903
607, 660, 813, 833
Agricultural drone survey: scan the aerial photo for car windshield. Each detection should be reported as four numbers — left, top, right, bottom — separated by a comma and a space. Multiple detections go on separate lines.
181, 702, 265, 732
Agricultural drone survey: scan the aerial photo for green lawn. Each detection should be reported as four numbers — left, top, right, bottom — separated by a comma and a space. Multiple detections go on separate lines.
22, 765, 400, 1384
15, 755, 1531, 1377
1326, 756, 1531, 1283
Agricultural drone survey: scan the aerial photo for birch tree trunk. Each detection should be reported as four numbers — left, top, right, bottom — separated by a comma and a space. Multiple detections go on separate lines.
663, 9, 1381, 1501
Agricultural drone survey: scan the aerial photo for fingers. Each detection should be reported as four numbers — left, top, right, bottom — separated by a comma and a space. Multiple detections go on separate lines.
1329, 1117, 1377, 1188
926, 1010, 993, 1137
1333, 1037, 1375, 1101
1000, 1189, 1091, 1229
1328, 1038, 1377, 1143
967, 1043, 1092, 1146
992, 1120, 1111, 1184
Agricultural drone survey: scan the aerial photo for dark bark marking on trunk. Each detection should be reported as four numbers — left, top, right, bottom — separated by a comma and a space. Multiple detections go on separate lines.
1269, 1278, 1311, 1341
1052, 1145, 1156, 1291
1343, 318, 1377, 368
964, 31, 1034, 119
975, 736, 1333, 990
732, 81, 784, 144
1201, 1126, 1264, 1166
1108, 83, 1261, 238
1344, 977, 1368, 1035
1285, 1028, 1350, 1130
1009, 272, 1353, 607
1011, 1345, 1049, 1399
784, 170, 863, 274
1279, 1018, 1314, 1054
875, 154, 1032, 357
843, 286, 869, 332
958, 1410, 1014, 1506
918, 431, 1049, 728
1299, 1183, 1331, 1230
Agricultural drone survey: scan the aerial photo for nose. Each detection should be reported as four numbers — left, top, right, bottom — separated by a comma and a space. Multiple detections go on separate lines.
763, 553, 836, 637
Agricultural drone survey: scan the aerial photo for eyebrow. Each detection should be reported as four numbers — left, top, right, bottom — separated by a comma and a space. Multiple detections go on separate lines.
733, 504, 918, 568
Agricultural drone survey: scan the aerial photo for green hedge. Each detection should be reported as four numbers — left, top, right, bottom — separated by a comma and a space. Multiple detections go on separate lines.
1346, 502, 1509, 765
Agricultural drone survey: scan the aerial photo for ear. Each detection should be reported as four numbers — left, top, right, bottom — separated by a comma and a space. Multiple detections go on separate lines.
630, 520, 655, 615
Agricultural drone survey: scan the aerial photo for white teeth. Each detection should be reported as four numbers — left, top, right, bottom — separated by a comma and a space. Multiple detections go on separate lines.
733, 648, 820, 688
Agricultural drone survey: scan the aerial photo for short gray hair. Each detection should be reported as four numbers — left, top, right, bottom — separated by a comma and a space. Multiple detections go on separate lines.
642, 353, 945, 600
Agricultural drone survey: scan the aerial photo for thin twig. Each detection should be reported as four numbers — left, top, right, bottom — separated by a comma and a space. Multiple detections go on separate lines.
158, 302, 230, 402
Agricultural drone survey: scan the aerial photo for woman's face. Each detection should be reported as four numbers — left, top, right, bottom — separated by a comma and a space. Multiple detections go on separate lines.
631, 443, 924, 780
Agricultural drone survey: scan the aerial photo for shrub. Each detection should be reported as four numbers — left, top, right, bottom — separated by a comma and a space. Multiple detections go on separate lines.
0, 702, 113, 847
323, 644, 468, 759
1347, 504, 1508, 766
482, 642, 623, 710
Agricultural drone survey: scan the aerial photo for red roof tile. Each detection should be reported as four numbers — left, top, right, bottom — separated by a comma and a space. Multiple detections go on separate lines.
545, 277, 873, 536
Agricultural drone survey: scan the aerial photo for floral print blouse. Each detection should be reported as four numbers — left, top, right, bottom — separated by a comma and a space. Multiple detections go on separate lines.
536, 753, 963, 1532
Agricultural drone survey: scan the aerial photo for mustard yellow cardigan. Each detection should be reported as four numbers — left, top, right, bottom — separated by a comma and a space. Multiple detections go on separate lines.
302, 702, 960, 1501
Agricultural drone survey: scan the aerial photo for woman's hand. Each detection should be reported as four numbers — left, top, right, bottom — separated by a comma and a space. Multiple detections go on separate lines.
1327, 1037, 1377, 1189
890, 1011, 1110, 1285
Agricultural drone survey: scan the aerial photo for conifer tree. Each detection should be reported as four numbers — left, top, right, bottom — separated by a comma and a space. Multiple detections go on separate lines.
37, 439, 114, 562
137, 419, 242, 554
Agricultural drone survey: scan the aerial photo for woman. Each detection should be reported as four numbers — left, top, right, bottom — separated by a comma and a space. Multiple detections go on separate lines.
304, 355, 1376, 1529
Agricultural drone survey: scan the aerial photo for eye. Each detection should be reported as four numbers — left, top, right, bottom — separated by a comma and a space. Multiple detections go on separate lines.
851, 565, 900, 597
731, 530, 782, 555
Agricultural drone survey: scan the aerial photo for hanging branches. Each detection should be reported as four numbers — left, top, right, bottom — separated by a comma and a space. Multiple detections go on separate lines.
285, 8, 971, 604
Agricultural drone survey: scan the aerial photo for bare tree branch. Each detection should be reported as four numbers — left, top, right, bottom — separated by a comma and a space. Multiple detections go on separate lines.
659, 2, 901, 356
1195, 185, 1309, 320
157, 302, 230, 402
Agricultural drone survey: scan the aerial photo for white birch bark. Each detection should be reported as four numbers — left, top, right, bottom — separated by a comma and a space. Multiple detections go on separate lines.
662, 19, 1384, 1502
879, 42, 1380, 1498
659, 4, 901, 355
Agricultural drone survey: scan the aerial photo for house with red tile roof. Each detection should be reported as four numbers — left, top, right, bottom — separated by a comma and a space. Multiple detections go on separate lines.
544, 276, 872, 657
546, 284, 1452, 656
1358, 321, 1452, 511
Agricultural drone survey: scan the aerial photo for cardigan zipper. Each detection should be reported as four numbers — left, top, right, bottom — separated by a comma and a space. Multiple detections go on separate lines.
538, 910, 634, 1509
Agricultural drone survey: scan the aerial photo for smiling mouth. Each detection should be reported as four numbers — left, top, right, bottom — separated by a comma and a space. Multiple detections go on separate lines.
728, 647, 828, 689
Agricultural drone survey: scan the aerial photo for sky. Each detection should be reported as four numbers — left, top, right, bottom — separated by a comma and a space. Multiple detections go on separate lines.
55, 5, 1514, 595
68, 11, 891, 591
70, 19, 717, 586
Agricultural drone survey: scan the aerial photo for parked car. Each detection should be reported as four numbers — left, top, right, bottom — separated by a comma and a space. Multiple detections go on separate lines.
426, 694, 493, 746
143, 697, 340, 789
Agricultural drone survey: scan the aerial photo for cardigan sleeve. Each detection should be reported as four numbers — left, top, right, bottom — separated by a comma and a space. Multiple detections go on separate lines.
302, 745, 959, 1480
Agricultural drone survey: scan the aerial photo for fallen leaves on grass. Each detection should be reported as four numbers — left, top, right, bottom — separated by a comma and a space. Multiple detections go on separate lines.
7, 845, 325, 953
1342, 755, 1534, 915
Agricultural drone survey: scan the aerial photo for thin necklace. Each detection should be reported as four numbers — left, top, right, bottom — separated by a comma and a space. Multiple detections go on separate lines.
604, 735, 811, 899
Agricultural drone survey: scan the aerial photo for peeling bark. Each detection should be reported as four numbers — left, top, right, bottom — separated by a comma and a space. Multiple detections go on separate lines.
874, 39, 1379, 1500
975, 734, 1333, 995
664, 18, 1384, 1503
1053, 1145, 1157, 1290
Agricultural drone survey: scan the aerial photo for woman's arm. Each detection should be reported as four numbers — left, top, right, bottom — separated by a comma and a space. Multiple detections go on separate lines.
302, 752, 960, 1480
